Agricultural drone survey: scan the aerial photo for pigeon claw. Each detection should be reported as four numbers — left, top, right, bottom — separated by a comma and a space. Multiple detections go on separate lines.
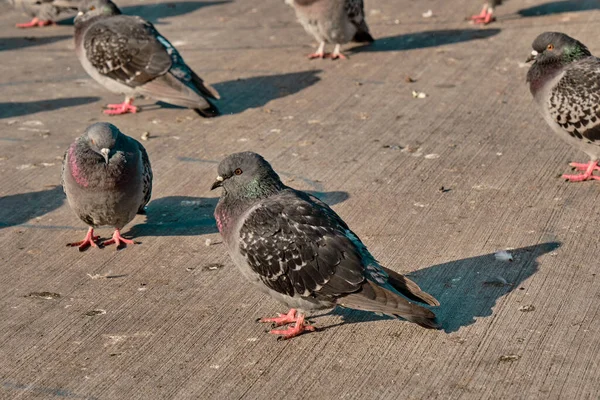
308, 52, 329, 59
16, 18, 54, 28
563, 161, 600, 182
102, 229, 137, 249
270, 314, 316, 340
259, 308, 298, 327
103, 102, 138, 115
67, 228, 100, 251
469, 6, 495, 24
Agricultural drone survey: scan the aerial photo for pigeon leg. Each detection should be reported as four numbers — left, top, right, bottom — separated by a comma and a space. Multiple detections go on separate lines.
67, 227, 100, 251
259, 308, 298, 326
103, 229, 136, 249
103, 97, 138, 115
327, 44, 347, 60
269, 312, 316, 339
563, 160, 600, 182
308, 42, 328, 59
16, 18, 54, 28
469, 4, 495, 24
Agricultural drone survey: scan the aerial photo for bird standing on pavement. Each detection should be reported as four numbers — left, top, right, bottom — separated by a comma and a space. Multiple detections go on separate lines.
62, 122, 152, 250
212, 152, 439, 339
469, 0, 503, 25
7, 0, 80, 28
74, 0, 220, 116
286, 0, 374, 60
526, 32, 600, 182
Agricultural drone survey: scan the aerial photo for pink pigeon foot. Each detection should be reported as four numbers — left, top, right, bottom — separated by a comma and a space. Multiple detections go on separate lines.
265, 311, 316, 339
308, 52, 329, 59
16, 18, 54, 28
259, 308, 298, 326
103, 101, 138, 115
562, 161, 600, 182
469, 6, 495, 24
103, 229, 136, 249
327, 52, 347, 60
67, 227, 100, 251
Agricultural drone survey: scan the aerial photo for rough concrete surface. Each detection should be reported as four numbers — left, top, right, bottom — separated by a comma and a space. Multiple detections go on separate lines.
0, 0, 599, 399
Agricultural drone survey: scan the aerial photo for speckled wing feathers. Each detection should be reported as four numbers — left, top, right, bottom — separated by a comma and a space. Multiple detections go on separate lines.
238, 191, 365, 300
549, 58, 600, 143
345, 0, 373, 42
137, 141, 152, 213
84, 16, 172, 88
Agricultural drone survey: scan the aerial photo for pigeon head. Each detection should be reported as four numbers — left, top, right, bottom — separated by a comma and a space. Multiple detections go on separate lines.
75, 0, 121, 24
83, 122, 120, 164
211, 152, 284, 198
526, 32, 591, 65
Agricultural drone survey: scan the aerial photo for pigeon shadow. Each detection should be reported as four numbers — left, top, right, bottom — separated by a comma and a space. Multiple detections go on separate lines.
0, 35, 71, 51
351, 29, 501, 53
212, 70, 321, 115
326, 242, 560, 333
126, 190, 349, 238
120, 1, 232, 24
518, 0, 600, 16
0, 186, 65, 229
0, 97, 100, 119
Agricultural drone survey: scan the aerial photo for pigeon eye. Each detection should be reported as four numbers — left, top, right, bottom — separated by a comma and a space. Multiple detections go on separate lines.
90, 5, 95, 10
234, 168, 243, 175
547, 44, 554, 51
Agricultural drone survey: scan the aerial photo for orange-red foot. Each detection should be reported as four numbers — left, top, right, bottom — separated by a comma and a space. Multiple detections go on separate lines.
16, 18, 54, 28
328, 52, 347, 60
103, 102, 138, 115
308, 52, 329, 59
469, 9, 495, 24
67, 227, 100, 251
259, 308, 298, 326
103, 229, 136, 249
263, 310, 316, 340
563, 161, 600, 182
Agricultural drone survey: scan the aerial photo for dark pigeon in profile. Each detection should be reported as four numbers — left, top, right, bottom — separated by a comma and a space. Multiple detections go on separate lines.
469, 0, 503, 24
286, 0, 374, 60
211, 152, 439, 339
62, 122, 152, 250
7, 0, 80, 28
74, 0, 220, 116
527, 32, 600, 182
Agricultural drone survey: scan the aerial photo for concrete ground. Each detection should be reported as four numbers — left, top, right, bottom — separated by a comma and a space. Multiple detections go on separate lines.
1, 0, 599, 398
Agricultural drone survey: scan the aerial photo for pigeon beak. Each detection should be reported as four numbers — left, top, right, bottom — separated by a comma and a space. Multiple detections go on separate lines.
526, 50, 538, 63
210, 176, 224, 190
77, 11, 83, 16
100, 148, 110, 164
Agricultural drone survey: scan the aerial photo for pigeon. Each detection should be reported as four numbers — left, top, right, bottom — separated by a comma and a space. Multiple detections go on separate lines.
62, 122, 152, 250
212, 152, 439, 339
7, 0, 80, 28
74, 0, 220, 116
285, 0, 374, 60
526, 32, 600, 182
469, 0, 503, 25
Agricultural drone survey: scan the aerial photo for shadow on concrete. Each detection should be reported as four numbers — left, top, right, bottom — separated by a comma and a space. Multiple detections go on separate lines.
121, 0, 232, 24
351, 28, 501, 53
0, 35, 71, 51
518, 0, 600, 16
213, 70, 321, 115
127, 190, 349, 238
0, 97, 101, 119
0, 186, 65, 229
326, 241, 560, 333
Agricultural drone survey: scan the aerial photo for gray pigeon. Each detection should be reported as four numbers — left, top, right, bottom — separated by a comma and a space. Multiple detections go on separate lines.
62, 122, 152, 250
74, 0, 220, 116
212, 152, 439, 339
286, 0, 374, 60
526, 32, 600, 182
7, 0, 80, 28
469, 0, 503, 24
